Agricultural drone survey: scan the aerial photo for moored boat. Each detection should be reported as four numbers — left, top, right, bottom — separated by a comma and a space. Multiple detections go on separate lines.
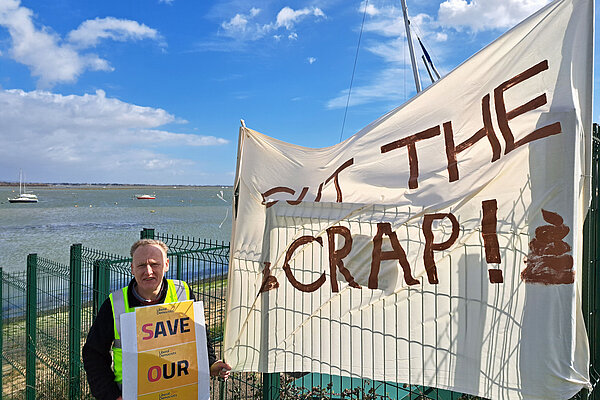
8, 170, 38, 203
8, 195, 38, 203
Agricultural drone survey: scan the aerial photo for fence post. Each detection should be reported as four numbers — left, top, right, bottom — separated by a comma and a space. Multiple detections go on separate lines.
262, 373, 280, 400
589, 123, 600, 400
141, 228, 155, 239
582, 217, 592, 400
69, 244, 82, 400
582, 122, 599, 400
26, 254, 37, 400
176, 254, 183, 281
93, 260, 111, 318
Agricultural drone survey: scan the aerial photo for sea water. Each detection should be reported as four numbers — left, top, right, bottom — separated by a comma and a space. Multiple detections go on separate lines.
0, 186, 233, 273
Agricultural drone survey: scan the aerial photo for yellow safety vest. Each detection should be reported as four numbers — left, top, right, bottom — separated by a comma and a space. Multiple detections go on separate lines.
109, 279, 190, 384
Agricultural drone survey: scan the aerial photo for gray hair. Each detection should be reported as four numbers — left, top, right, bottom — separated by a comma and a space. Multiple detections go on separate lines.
130, 239, 169, 257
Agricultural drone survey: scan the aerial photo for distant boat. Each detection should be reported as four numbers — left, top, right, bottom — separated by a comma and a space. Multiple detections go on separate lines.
136, 194, 156, 200
8, 170, 38, 203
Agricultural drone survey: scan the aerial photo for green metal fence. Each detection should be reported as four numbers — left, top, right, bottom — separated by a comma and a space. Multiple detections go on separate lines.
0, 230, 233, 400
2, 221, 597, 400
30, 255, 71, 399
582, 123, 600, 397
0, 124, 599, 399
0, 223, 598, 399
1, 269, 27, 399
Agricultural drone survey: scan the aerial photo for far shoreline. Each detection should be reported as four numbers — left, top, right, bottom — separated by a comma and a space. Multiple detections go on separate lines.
0, 182, 232, 189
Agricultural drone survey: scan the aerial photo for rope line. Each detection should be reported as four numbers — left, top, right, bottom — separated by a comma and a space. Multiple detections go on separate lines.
339, 0, 369, 142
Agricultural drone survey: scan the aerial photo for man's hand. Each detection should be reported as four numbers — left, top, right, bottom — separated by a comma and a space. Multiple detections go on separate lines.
210, 360, 232, 380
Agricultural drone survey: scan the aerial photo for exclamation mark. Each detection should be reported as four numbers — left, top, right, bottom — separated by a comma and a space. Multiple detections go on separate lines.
482, 199, 503, 283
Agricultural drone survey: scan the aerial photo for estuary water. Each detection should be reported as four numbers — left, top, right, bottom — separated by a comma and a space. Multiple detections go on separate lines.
0, 185, 233, 273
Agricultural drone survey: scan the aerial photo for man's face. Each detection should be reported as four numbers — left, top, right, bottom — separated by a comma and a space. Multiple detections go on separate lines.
131, 244, 169, 298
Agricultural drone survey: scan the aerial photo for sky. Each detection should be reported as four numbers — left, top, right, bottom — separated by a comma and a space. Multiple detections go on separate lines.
0, 0, 598, 185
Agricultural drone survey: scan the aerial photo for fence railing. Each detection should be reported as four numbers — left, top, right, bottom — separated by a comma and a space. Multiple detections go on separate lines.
1, 230, 231, 400
2, 223, 598, 399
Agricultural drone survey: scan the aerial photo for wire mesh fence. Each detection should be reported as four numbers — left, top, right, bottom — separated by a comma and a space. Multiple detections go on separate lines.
0, 230, 232, 400
0, 221, 598, 399
1, 269, 27, 400
0, 125, 598, 400
33, 256, 71, 399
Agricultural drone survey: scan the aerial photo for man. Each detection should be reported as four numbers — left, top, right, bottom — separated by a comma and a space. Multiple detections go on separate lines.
83, 239, 231, 400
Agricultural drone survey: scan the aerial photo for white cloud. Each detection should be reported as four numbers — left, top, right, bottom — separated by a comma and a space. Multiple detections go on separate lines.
275, 7, 325, 30
358, 5, 443, 66
158, 0, 174, 4
307, 57, 316, 64
360, 1, 380, 16
326, 67, 408, 109
138, 129, 229, 146
0, 0, 162, 87
435, 32, 448, 42
220, 6, 325, 41
326, 2, 445, 109
67, 17, 160, 48
365, 37, 405, 64
326, 0, 552, 112
223, 7, 261, 30
361, 3, 406, 37
0, 89, 229, 183
438, 0, 552, 31
220, 7, 268, 40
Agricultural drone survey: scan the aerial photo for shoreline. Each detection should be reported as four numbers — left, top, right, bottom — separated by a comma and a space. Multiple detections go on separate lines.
0, 182, 232, 189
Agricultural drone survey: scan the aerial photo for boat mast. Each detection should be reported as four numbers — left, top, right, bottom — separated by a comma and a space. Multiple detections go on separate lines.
400, 0, 421, 93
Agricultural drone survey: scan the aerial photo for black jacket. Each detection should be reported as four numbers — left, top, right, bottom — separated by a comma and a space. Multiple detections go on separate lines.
82, 278, 217, 400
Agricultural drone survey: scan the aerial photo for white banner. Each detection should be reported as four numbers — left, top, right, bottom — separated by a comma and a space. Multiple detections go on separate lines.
224, 0, 594, 398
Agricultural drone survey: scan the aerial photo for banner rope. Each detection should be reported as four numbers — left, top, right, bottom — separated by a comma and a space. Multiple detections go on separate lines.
339, 0, 369, 142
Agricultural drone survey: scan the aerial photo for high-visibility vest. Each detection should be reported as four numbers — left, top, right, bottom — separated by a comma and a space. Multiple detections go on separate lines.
109, 279, 190, 384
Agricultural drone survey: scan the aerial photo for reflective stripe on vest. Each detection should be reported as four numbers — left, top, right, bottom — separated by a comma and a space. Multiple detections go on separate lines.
110, 279, 190, 383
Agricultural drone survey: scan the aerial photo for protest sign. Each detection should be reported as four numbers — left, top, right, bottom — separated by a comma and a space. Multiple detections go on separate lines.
121, 300, 210, 400
224, 0, 594, 397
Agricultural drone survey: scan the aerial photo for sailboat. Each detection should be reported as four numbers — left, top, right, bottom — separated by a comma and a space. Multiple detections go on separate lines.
8, 170, 38, 203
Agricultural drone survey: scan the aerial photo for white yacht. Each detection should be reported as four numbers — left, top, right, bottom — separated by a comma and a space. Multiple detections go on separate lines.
8, 170, 38, 203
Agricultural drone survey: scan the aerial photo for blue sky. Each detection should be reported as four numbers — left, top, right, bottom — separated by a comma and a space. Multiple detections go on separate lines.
0, 0, 597, 185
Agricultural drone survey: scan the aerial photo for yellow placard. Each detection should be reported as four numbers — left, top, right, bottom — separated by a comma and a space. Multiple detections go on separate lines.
137, 341, 198, 395
137, 384, 198, 400
136, 300, 196, 352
